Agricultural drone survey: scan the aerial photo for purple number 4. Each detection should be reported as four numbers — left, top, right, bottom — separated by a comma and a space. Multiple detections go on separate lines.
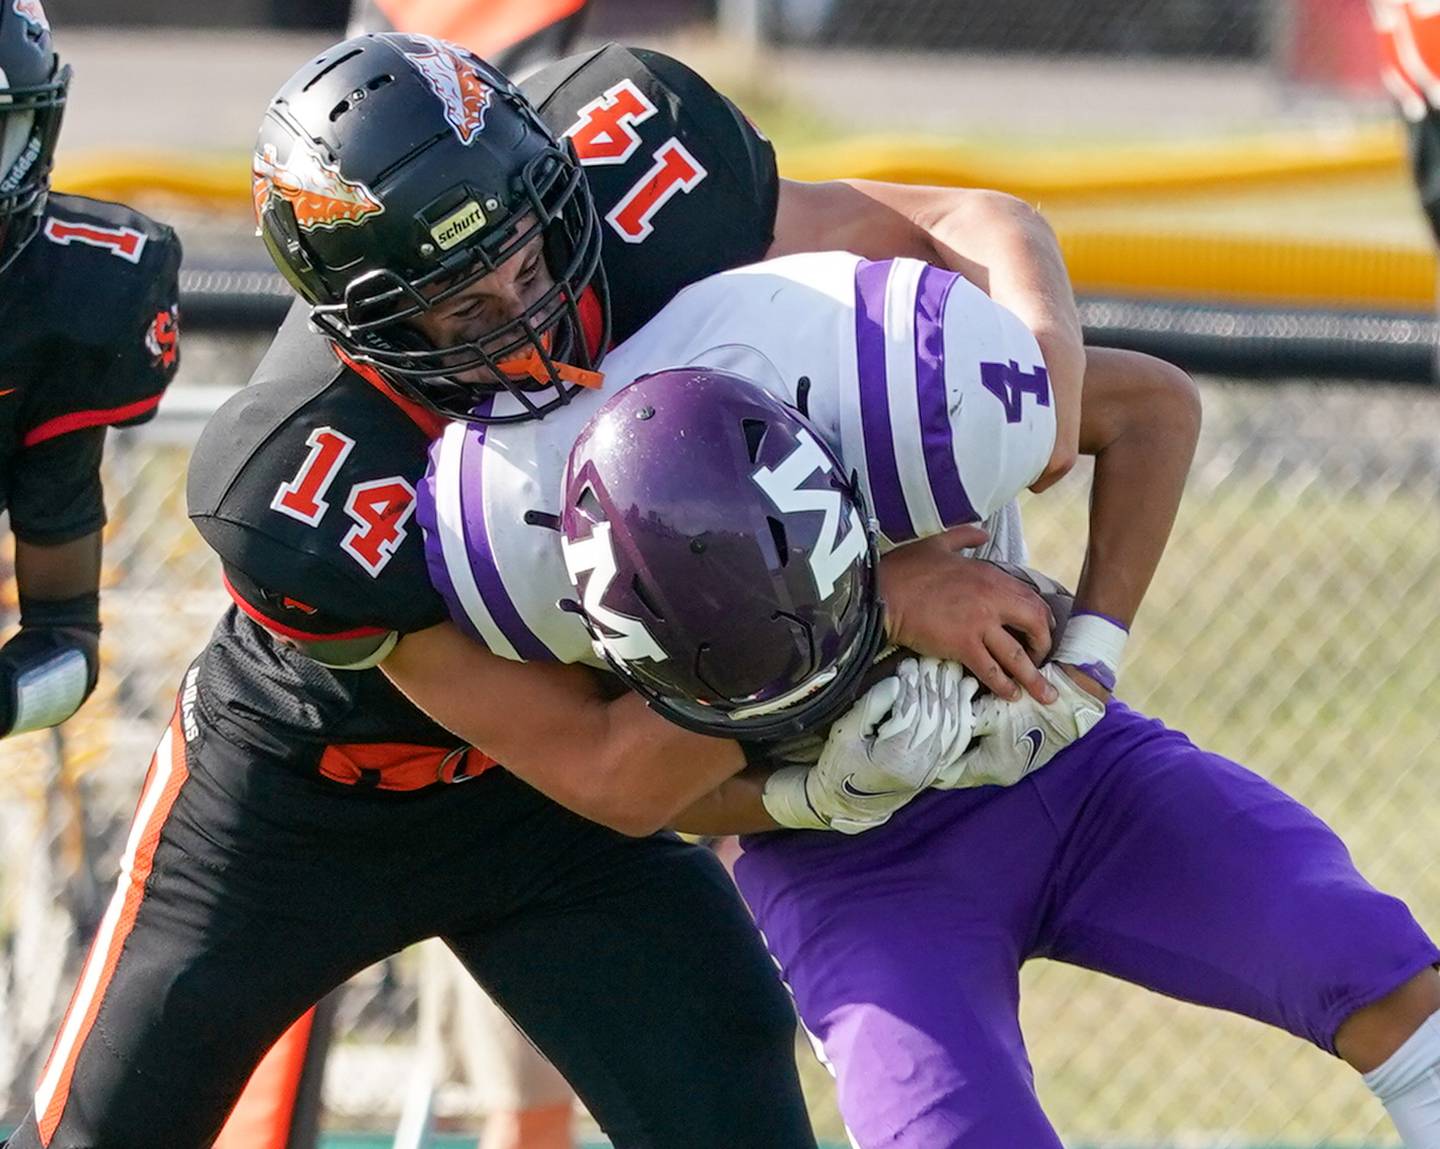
980, 360, 1051, 425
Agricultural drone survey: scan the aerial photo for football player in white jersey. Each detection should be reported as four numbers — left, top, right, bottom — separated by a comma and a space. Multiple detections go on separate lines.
413, 252, 1440, 1149
417, 251, 1056, 673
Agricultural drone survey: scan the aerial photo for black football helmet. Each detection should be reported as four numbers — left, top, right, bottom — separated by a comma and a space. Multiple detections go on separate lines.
254, 33, 609, 425
0, 0, 69, 273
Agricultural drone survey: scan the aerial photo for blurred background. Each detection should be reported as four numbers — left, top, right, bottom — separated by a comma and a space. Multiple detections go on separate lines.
2, 1, 1438, 1147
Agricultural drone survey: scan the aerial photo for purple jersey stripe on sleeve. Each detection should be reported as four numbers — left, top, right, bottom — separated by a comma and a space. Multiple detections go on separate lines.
913, 264, 979, 526
457, 421, 557, 662
854, 258, 915, 543
417, 437, 487, 648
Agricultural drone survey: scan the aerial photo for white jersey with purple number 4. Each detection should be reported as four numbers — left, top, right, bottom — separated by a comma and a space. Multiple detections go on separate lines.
416, 251, 1056, 666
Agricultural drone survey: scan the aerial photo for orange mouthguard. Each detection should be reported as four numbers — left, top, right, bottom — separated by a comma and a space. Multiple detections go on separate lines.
497, 344, 604, 391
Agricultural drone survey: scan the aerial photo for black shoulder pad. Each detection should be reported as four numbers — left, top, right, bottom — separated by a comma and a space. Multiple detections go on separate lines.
188, 325, 448, 638
522, 43, 779, 342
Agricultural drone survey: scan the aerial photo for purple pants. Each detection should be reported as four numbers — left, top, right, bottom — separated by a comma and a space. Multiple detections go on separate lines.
735, 703, 1438, 1149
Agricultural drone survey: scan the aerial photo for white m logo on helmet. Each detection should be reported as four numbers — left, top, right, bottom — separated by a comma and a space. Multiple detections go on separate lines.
561, 522, 667, 666
751, 430, 866, 599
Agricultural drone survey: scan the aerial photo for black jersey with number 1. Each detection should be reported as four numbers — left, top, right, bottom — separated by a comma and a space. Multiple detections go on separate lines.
1, 192, 181, 545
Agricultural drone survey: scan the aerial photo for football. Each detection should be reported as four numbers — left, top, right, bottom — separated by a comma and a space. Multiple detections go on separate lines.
862, 559, 1075, 687
769, 560, 1074, 764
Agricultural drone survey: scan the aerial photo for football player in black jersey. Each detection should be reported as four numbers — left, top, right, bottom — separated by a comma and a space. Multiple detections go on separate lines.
8, 33, 1085, 1149
335, 15, 601, 1149
0, 0, 180, 747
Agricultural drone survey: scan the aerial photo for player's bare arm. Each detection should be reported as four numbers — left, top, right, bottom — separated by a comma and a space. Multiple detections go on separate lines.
673, 768, 777, 836
1061, 346, 1201, 697
770, 178, 1084, 491
382, 621, 747, 836
383, 521, 1020, 838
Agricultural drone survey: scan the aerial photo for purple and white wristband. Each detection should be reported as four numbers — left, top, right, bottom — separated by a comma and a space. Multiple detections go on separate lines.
1052, 610, 1128, 692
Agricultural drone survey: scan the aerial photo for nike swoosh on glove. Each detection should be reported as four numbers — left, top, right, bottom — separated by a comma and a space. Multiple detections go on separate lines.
934, 662, 1105, 790
762, 657, 979, 833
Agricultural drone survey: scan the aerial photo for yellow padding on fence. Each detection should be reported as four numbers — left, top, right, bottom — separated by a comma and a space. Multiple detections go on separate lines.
1059, 228, 1437, 310
777, 122, 1408, 202
55, 153, 253, 206
50, 130, 1436, 312
54, 123, 1408, 208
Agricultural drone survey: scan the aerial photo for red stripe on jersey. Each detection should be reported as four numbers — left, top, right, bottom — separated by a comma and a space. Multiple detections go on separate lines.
331, 348, 449, 441
35, 713, 191, 1143
578, 285, 607, 356
22, 393, 164, 447
222, 572, 390, 643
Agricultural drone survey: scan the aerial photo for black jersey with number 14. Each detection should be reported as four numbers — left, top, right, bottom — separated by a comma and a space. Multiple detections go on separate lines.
185, 44, 778, 784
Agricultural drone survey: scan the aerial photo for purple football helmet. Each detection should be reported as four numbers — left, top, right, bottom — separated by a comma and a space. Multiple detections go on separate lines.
559, 367, 887, 742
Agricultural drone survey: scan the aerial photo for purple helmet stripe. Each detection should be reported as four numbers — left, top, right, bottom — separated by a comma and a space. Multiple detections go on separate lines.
456, 421, 557, 662
417, 438, 487, 647
913, 264, 979, 527
853, 259, 915, 543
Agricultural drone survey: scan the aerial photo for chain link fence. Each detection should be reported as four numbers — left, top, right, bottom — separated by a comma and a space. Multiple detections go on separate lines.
0, 367, 1435, 1144
764, 0, 1268, 56
1006, 379, 1440, 1147
712, 0, 1394, 151
752, 0, 1379, 85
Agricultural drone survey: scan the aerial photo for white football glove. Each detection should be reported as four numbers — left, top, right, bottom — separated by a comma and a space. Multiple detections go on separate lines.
762, 657, 979, 834
935, 662, 1106, 790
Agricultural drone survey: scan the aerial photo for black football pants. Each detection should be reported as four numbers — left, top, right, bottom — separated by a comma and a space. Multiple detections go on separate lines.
9, 696, 815, 1149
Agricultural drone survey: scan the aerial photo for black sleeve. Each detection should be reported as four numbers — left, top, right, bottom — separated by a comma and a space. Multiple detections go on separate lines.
219, 557, 444, 655
21, 228, 183, 447
6, 426, 107, 545
93, 230, 183, 429
1410, 111, 1440, 247
187, 358, 450, 642
523, 43, 780, 342
208, 521, 448, 643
